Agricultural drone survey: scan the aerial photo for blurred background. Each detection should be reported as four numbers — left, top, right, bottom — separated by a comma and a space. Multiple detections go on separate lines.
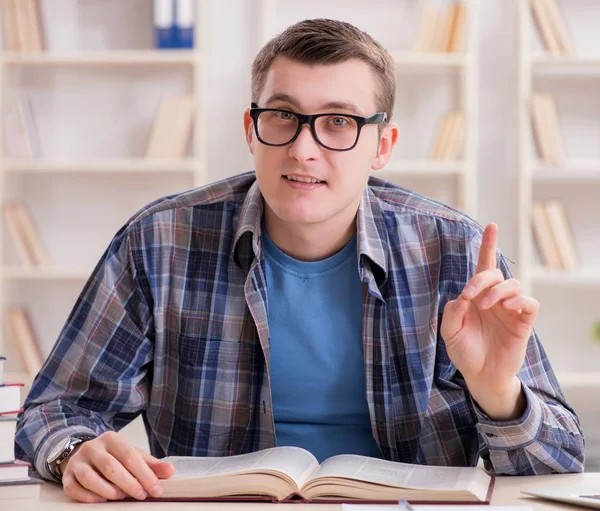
1, 0, 599, 470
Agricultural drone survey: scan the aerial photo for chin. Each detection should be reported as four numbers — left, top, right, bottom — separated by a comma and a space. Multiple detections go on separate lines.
272, 204, 330, 226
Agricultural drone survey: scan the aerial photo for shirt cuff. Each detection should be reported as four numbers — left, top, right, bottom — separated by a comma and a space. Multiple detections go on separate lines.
33, 426, 98, 483
473, 380, 543, 450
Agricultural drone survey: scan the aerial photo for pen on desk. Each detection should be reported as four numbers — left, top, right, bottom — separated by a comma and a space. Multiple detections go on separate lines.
398, 498, 416, 511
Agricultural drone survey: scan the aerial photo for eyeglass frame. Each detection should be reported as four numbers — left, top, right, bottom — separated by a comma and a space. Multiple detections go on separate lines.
249, 102, 388, 152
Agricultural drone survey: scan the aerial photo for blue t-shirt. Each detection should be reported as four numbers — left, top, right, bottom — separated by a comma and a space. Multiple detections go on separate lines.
263, 230, 382, 462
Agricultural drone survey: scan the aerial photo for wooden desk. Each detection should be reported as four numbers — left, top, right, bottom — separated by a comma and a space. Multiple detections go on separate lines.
20, 473, 600, 510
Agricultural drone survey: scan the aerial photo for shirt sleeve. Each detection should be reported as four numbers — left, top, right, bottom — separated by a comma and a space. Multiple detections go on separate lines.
14, 221, 155, 481
465, 227, 585, 475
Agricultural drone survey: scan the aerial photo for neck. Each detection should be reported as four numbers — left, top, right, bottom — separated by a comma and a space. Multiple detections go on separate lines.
264, 205, 359, 262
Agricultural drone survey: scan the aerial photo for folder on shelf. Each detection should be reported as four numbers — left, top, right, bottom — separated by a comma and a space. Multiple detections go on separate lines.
530, 0, 562, 55
2, 202, 52, 267
145, 94, 195, 159
4, 308, 44, 379
154, 0, 177, 49
2, 204, 34, 267
3, 98, 43, 160
2, 0, 19, 52
447, 2, 468, 53
544, 199, 579, 270
431, 111, 465, 161
175, 0, 195, 49
433, 3, 458, 53
413, 4, 438, 52
530, 93, 564, 167
531, 200, 562, 269
545, 0, 573, 53
5, 0, 44, 52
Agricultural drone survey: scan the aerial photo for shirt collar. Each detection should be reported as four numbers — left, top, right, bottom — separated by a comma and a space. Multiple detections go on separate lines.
232, 178, 389, 280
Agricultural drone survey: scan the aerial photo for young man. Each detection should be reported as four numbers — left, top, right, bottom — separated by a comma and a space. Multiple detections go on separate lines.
16, 19, 583, 504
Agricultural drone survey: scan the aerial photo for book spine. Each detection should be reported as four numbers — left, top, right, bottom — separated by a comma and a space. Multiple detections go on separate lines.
154, 0, 176, 49
175, 0, 195, 49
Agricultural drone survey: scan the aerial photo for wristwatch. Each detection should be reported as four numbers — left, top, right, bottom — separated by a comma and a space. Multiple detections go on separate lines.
47, 433, 96, 480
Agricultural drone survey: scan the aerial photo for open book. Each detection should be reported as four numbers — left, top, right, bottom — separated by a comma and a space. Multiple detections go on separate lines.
158, 447, 494, 503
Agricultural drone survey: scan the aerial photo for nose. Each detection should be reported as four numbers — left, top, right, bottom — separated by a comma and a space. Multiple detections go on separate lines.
287, 123, 321, 161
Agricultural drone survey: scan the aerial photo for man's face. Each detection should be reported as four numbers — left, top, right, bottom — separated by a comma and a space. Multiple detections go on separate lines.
244, 56, 398, 230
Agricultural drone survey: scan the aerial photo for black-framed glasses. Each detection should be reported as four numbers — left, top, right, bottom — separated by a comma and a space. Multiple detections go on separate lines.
249, 102, 387, 151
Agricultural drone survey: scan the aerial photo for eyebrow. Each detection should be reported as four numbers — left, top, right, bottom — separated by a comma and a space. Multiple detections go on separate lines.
263, 93, 365, 115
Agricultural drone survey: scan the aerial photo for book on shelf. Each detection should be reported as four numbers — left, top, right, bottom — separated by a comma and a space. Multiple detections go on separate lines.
431, 111, 465, 161
154, 0, 177, 49
156, 446, 494, 503
530, 0, 572, 55
4, 307, 44, 378
2, 202, 53, 267
530, 93, 565, 167
2, 0, 45, 52
531, 199, 579, 271
145, 94, 195, 159
413, 2, 466, 54
3, 97, 43, 160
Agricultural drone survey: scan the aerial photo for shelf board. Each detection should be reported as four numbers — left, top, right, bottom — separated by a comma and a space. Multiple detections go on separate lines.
391, 52, 466, 69
532, 266, 600, 285
0, 267, 91, 280
557, 372, 600, 388
381, 160, 466, 175
2, 159, 198, 174
534, 160, 600, 179
2, 50, 198, 66
532, 54, 600, 75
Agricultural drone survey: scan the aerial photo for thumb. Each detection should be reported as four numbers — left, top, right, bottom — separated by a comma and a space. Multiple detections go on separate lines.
441, 295, 470, 344
137, 449, 176, 479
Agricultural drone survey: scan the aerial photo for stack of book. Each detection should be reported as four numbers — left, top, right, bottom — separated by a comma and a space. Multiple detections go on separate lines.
413, 1, 467, 53
530, 93, 565, 167
0, 357, 43, 503
430, 111, 465, 161
532, 199, 579, 271
2, 201, 52, 267
1, 0, 45, 52
145, 94, 196, 159
530, 0, 572, 55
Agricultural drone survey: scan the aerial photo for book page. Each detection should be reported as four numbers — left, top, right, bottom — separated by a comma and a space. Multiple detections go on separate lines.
164, 446, 319, 489
342, 506, 532, 511
311, 455, 484, 490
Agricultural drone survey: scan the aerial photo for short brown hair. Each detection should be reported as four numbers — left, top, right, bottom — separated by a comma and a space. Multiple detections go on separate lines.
251, 18, 396, 120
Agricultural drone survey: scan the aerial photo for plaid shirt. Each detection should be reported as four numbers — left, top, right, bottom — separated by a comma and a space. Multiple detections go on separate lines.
15, 171, 584, 481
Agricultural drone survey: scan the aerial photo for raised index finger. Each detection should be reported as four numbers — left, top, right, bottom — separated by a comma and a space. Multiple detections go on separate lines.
475, 223, 498, 274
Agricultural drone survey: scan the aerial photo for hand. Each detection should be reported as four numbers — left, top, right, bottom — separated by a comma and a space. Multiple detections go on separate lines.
440, 223, 540, 420
60, 431, 175, 503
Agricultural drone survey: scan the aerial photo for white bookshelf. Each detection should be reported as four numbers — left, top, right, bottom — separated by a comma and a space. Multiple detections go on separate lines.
257, 0, 480, 218
517, 0, 600, 389
0, 0, 210, 381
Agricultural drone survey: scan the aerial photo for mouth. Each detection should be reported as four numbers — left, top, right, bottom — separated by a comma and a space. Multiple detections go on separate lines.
283, 174, 326, 184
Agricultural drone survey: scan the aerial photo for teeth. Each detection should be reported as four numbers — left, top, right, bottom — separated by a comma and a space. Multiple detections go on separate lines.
285, 175, 322, 183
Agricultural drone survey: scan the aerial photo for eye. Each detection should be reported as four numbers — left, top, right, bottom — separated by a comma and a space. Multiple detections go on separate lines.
330, 116, 349, 127
275, 111, 294, 120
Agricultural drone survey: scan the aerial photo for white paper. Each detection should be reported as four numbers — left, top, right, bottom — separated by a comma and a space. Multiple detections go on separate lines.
342, 506, 533, 511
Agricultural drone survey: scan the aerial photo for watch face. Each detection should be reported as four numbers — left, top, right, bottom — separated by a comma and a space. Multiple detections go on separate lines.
48, 437, 71, 462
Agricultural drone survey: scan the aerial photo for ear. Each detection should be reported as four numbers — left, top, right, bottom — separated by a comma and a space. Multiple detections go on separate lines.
243, 108, 254, 155
371, 122, 399, 171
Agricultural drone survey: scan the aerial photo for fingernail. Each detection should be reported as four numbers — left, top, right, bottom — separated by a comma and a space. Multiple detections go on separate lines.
150, 485, 163, 497
135, 490, 148, 500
